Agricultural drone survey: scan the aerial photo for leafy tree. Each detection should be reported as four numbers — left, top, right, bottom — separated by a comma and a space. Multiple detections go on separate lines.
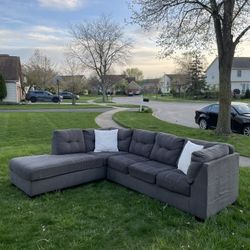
131, 0, 250, 135
23, 49, 57, 90
122, 68, 144, 81
69, 15, 132, 102
0, 74, 7, 101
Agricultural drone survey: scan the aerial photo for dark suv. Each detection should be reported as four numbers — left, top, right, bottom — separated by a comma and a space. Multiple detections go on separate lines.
26, 90, 62, 103
195, 102, 250, 136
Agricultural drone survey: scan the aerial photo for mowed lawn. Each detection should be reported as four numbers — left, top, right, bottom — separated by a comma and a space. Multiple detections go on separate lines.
0, 112, 249, 249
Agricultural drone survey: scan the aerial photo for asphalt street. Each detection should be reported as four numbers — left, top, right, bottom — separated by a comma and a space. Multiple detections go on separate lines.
113, 96, 211, 128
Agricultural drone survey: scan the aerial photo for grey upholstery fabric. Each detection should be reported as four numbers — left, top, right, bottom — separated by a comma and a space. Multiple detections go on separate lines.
129, 129, 156, 157
10, 167, 106, 197
9, 154, 103, 181
83, 128, 133, 152
82, 129, 95, 152
128, 160, 174, 184
188, 138, 234, 154
150, 132, 185, 166
187, 144, 230, 183
156, 169, 190, 196
87, 151, 126, 165
108, 153, 149, 174
189, 153, 239, 219
118, 129, 133, 152
191, 144, 229, 163
52, 129, 85, 155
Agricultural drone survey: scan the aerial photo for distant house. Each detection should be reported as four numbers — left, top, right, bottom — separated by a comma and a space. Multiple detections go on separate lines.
126, 81, 142, 95
141, 78, 160, 94
159, 74, 187, 94
206, 57, 250, 94
0, 54, 23, 103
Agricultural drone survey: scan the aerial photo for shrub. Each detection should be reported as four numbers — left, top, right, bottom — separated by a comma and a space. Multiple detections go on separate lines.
244, 89, 250, 99
0, 74, 7, 101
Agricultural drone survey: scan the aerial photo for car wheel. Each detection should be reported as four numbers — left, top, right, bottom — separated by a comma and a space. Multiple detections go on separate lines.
199, 118, 208, 129
30, 97, 37, 103
243, 125, 250, 136
52, 97, 59, 103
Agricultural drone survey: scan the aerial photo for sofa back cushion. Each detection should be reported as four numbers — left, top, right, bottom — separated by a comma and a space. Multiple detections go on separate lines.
118, 128, 133, 151
150, 132, 185, 166
83, 128, 133, 152
52, 129, 85, 155
129, 129, 156, 158
83, 129, 95, 152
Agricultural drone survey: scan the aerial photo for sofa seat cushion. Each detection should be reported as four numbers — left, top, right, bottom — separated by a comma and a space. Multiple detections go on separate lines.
108, 153, 149, 174
88, 151, 127, 165
156, 169, 191, 196
128, 161, 174, 184
9, 154, 104, 181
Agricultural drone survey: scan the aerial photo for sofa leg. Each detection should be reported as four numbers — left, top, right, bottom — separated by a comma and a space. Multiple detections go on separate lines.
195, 216, 205, 223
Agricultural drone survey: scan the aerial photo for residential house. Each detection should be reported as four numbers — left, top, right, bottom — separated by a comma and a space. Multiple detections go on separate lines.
141, 78, 160, 94
126, 81, 142, 95
159, 74, 187, 94
0, 54, 23, 103
206, 57, 250, 94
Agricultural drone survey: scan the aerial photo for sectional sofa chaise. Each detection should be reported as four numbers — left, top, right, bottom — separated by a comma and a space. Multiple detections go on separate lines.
9, 128, 239, 220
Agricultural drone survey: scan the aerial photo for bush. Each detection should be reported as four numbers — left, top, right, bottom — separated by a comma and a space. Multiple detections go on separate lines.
0, 74, 7, 101
244, 89, 250, 99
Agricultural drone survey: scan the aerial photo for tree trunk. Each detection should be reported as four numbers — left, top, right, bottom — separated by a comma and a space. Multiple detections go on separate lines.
215, 54, 234, 135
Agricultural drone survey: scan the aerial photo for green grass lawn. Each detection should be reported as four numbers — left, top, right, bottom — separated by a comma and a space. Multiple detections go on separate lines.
0, 112, 249, 249
113, 111, 250, 158
0, 103, 110, 110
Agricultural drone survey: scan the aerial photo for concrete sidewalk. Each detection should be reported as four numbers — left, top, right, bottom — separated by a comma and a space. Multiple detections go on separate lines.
95, 107, 250, 167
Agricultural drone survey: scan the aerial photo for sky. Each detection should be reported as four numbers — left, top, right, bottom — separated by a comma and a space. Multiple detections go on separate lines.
1, 0, 250, 78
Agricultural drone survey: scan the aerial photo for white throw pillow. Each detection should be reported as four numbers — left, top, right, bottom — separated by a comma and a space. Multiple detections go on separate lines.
94, 129, 119, 152
177, 141, 204, 175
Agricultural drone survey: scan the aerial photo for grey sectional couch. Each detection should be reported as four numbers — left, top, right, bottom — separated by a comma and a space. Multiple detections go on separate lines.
9, 128, 239, 220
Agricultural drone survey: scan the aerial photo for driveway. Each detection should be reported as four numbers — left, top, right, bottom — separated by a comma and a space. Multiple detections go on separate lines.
113, 96, 211, 128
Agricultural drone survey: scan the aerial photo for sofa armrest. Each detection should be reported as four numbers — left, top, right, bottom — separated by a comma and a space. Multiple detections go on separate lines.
189, 153, 239, 219
187, 144, 230, 182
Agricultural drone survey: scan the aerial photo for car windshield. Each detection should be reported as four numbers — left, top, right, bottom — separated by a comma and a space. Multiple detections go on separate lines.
233, 104, 250, 114
46, 91, 53, 96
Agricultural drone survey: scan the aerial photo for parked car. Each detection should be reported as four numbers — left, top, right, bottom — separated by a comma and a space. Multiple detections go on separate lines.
195, 102, 250, 136
26, 90, 62, 103
59, 91, 80, 100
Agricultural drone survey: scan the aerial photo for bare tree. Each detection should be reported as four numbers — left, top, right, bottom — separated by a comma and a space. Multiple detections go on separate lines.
63, 54, 85, 105
131, 0, 250, 135
23, 49, 57, 90
69, 15, 132, 102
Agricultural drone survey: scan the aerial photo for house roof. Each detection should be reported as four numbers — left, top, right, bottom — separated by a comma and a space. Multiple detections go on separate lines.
232, 57, 250, 69
206, 57, 250, 72
0, 54, 22, 81
164, 74, 186, 80
128, 81, 142, 90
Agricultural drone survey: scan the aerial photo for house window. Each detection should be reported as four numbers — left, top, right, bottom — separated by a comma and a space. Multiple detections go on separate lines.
237, 70, 242, 77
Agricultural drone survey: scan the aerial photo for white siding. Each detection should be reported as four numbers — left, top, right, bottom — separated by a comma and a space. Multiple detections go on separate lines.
206, 58, 250, 93
159, 75, 171, 94
3, 81, 18, 102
